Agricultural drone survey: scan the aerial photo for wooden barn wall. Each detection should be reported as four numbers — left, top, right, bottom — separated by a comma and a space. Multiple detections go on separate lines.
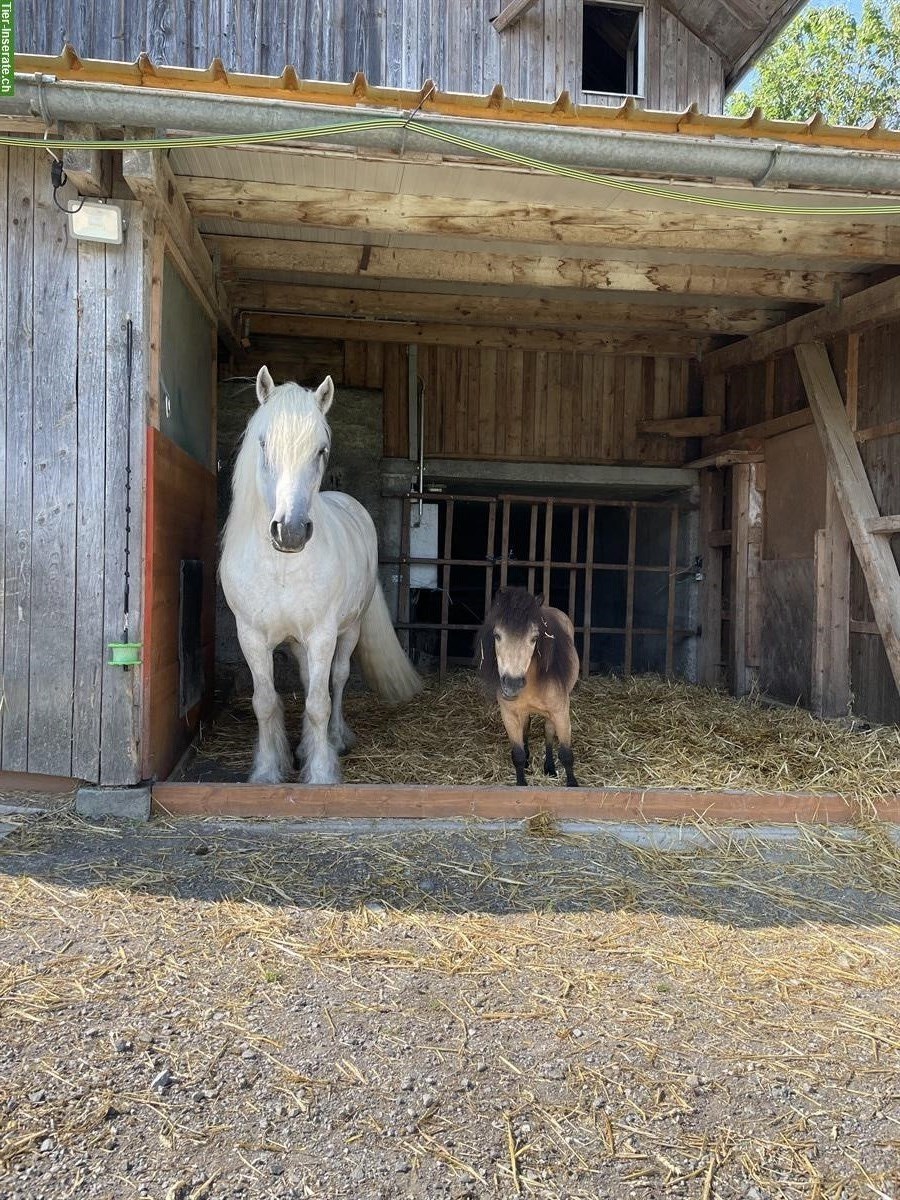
850, 321, 900, 725
414, 347, 695, 464
19, 0, 726, 112
143, 429, 217, 782
233, 337, 698, 465
719, 324, 900, 725
0, 147, 147, 784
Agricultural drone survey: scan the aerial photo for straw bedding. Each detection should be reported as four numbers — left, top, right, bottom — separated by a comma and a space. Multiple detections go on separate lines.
194, 672, 900, 804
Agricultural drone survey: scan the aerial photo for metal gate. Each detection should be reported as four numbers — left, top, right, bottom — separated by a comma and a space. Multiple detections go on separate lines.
384, 492, 696, 678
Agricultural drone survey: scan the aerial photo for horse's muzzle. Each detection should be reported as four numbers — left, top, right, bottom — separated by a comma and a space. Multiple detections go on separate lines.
499, 675, 525, 700
270, 518, 314, 553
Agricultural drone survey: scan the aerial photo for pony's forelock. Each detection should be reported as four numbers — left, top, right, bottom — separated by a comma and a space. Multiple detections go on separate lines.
251, 382, 331, 470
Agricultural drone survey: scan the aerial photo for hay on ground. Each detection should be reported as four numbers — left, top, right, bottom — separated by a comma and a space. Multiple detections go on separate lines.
193, 673, 900, 804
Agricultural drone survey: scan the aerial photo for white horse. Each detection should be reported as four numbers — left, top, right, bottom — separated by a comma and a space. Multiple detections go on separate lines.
220, 366, 422, 785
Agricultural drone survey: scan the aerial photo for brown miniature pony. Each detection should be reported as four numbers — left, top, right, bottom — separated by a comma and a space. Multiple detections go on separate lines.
476, 588, 580, 787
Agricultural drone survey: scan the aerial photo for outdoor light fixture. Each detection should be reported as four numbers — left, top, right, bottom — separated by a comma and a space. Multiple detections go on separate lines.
68, 199, 124, 245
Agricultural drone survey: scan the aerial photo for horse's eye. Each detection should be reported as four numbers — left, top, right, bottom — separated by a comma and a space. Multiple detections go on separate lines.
319, 447, 329, 459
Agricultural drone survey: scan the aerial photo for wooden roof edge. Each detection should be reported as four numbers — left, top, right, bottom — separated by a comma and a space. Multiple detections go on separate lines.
11, 47, 900, 155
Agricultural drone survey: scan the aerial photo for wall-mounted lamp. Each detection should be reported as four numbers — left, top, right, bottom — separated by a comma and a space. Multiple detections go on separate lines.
68, 199, 124, 245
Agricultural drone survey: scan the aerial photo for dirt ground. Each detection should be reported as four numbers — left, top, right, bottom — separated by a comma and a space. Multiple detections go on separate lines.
2, 803, 900, 1200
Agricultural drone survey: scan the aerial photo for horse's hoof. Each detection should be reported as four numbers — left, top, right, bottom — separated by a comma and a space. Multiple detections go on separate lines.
249, 767, 284, 784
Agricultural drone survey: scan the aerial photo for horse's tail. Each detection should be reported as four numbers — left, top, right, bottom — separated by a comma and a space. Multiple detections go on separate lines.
356, 582, 424, 706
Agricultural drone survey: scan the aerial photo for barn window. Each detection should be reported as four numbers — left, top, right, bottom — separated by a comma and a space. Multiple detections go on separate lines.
582, 2, 644, 97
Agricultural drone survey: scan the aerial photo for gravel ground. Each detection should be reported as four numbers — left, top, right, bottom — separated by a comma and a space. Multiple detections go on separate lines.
1, 804, 899, 1200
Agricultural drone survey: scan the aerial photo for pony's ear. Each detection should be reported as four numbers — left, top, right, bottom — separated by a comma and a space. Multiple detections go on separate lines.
315, 375, 335, 414
534, 593, 545, 608
256, 365, 275, 406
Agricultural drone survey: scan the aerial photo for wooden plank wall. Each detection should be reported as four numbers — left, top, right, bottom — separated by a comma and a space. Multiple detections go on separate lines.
143, 429, 218, 782
231, 337, 697, 465
0, 146, 147, 783
850, 320, 900, 724
18, 0, 727, 112
717, 321, 900, 725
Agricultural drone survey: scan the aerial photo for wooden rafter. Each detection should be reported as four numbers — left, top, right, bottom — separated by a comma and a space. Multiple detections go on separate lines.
230, 281, 785, 336
210, 235, 854, 303
178, 177, 900, 267
795, 341, 900, 696
704, 273, 900, 376
246, 312, 707, 357
490, 0, 541, 33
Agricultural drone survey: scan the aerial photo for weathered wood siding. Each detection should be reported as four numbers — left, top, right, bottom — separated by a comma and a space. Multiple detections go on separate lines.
19, 0, 726, 112
716, 323, 900, 725
231, 336, 698, 465
0, 147, 147, 783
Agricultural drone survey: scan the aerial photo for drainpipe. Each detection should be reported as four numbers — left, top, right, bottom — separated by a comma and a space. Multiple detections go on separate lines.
4, 76, 900, 194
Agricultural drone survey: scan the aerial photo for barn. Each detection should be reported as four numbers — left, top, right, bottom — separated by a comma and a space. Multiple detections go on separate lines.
2, 1, 900, 822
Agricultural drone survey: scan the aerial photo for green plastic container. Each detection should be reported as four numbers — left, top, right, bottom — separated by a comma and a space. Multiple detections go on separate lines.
108, 642, 143, 667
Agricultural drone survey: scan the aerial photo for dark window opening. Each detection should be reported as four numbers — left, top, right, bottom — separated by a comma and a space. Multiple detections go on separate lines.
582, 3, 642, 95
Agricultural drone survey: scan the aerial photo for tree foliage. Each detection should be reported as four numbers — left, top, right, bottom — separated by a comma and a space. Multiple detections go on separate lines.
727, 1, 900, 128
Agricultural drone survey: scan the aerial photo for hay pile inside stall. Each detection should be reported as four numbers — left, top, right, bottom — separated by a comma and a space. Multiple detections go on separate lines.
192, 673, 900, 805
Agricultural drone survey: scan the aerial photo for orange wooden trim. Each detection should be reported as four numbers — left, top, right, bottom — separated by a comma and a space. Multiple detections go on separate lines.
141, 428, 158, 780
0, 771, 79, 795
150, 782, 900, 825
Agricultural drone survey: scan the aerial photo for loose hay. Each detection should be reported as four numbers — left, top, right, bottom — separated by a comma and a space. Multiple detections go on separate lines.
195, 673, 900, 804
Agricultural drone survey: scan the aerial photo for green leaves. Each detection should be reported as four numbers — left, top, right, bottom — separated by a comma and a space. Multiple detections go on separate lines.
726, 0, 900, 128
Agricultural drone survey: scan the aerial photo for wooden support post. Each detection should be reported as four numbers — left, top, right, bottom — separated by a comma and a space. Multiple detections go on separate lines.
568, 507, 580, 624
581, 505, 596, 678
484, 500, 497, 614
811, 483, 852, 717
624, 506, 637, 675
795, 341, 900, 696
730, 461, 764, 697
60, 122, 111, 197
542, 500, 554, 601
665, 506, 679, 677
439, 500, 454, 679
122, 137, 236, 347
698, 471, 724, 686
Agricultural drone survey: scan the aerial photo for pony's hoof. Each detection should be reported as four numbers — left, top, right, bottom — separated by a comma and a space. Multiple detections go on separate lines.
544, 760, 557, 777
566, 776, 579, 788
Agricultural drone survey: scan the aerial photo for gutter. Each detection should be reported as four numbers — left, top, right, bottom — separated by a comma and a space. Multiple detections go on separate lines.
4, 75, 900, 195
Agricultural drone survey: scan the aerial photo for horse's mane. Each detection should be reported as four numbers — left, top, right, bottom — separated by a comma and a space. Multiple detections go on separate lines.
222, 380, 330, 553
475, 588, 577, 694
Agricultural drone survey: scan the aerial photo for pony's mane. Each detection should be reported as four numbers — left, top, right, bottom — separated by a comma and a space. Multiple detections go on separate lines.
222, 380, 331, 552
475, 588, 577, 693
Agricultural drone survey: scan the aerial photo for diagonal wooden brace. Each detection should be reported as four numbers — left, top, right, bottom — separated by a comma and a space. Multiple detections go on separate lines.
795, 341, 900, 696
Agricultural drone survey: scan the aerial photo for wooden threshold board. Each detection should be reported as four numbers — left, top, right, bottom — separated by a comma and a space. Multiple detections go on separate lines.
151, 783, 900, 826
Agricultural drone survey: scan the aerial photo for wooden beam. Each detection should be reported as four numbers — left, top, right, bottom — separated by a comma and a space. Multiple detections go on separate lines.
687, 449, 763, 469
176, 177, 899, 266
231, 279, 784, 336
150, 781, 900, 826
247, 312, 704, 357
123, 143, 236, 345
855, 418, 900, 445
730, 461, 764, 697
708, 408, 811, 453
704, 272, 900, 375
795, 341, 900, 696
811, 482, 851, 718
865, 515, 900, 535
491, 0, 541, 32
639, 415, 722, 438
60, 122, 110, 197
209, 235, 850, 302
698, 471, 724, 686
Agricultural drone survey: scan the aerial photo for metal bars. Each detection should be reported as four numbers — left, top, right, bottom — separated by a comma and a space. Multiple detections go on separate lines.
390, 492, 691, 677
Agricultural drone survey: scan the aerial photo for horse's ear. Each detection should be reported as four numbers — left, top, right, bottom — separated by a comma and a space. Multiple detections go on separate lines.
256, 365, 275, 406
315, 375, 335, 414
